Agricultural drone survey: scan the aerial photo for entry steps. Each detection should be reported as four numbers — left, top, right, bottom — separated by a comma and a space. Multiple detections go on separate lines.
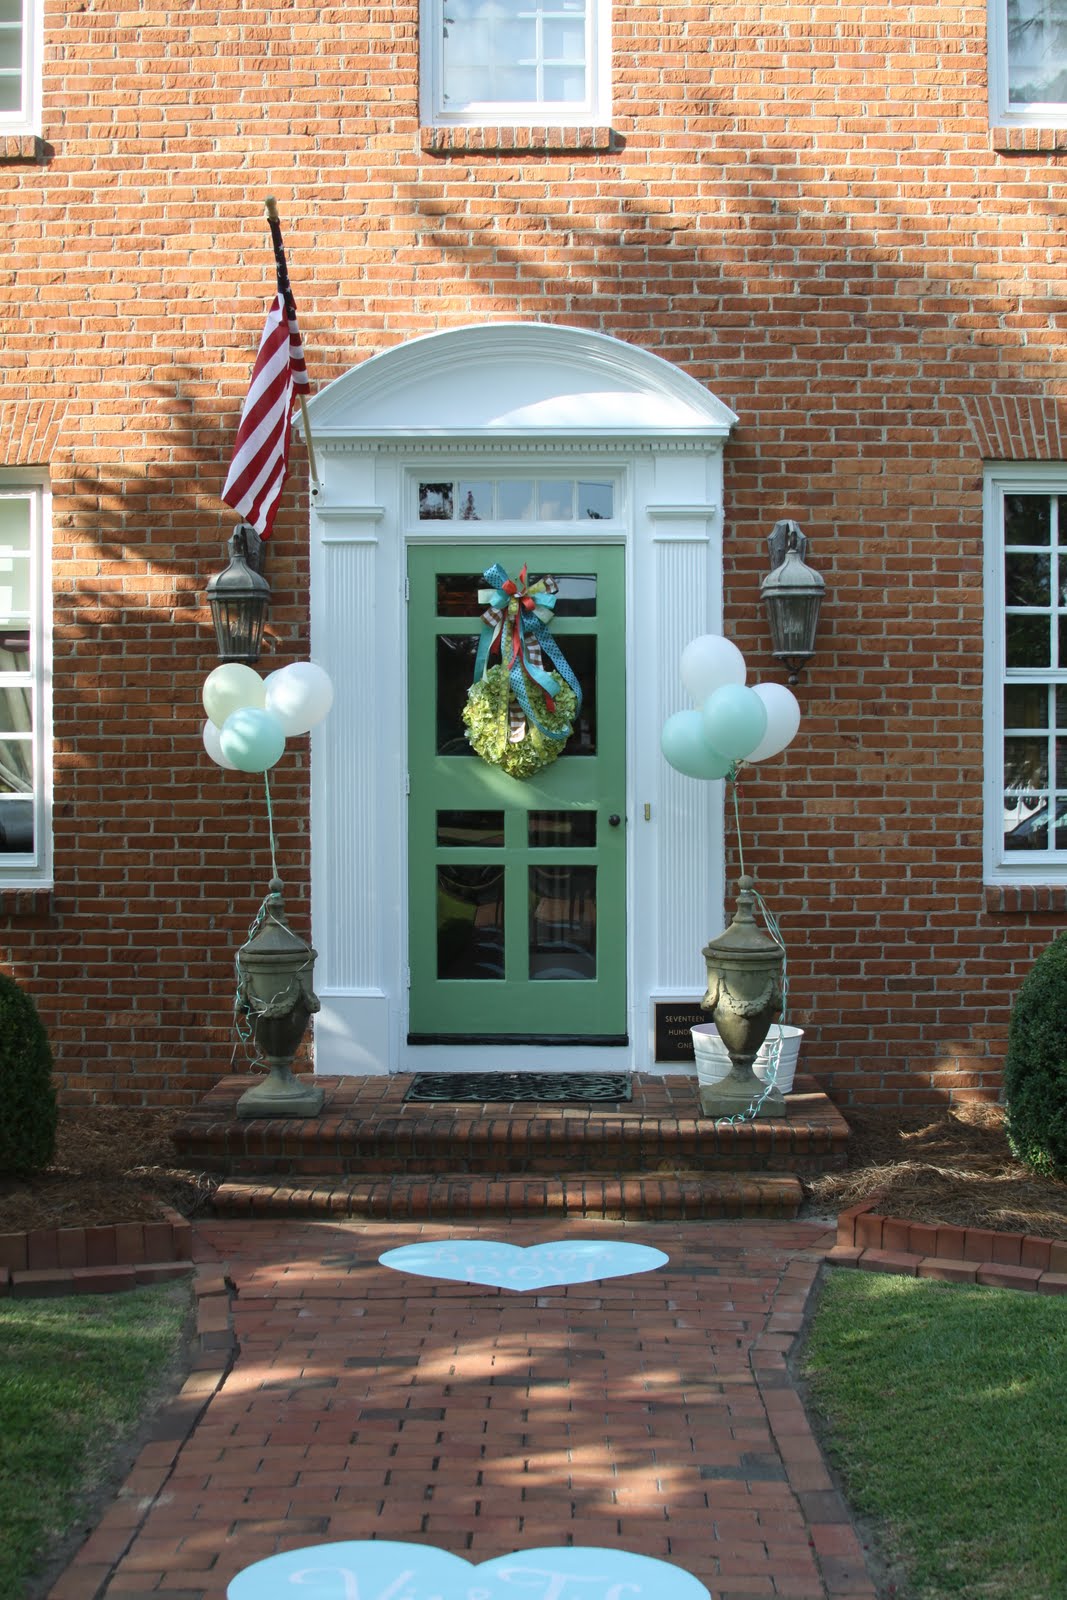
176, 1073, 848, 1223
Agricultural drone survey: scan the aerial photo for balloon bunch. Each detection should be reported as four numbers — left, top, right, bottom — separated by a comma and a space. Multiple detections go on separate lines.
661, 634, 800, 780
201, 661, 334, 773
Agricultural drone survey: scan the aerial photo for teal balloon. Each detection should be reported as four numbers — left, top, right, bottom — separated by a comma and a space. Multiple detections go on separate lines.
219, 707, 286, 773
661, 710, 732, 780
702, 683, 769, 761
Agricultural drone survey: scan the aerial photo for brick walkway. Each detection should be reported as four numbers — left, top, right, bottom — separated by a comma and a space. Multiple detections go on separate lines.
53, 1218, 879, 1600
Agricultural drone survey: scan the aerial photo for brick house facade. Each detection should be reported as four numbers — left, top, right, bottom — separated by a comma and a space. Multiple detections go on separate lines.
2, 0, 1066, 1107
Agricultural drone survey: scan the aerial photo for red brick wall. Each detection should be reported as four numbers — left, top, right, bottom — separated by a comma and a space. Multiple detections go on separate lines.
2, 0, 1065, 1105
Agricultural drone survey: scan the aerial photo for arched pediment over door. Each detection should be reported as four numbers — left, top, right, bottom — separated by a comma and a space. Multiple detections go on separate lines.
304, 323, 739, 1076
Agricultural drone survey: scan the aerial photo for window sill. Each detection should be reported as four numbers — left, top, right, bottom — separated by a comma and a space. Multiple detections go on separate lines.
984, 882, 1067, 914
992, 126, 1067, 154
0, 134, 51, 165
421, 124, 616, 155
0, 887, 54, 918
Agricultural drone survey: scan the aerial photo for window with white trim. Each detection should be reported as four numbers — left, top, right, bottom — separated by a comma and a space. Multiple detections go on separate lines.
989, 0, 1067, 127
421, 0, 609, 126
984, 468, 1067, 881
0, 478, 50, 885
0, 0, 42, 136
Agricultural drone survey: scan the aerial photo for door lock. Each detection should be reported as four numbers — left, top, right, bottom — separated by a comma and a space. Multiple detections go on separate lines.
608, 813, 622, 828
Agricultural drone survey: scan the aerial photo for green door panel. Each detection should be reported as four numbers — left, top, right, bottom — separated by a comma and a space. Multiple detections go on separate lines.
407, 542, 627, 1041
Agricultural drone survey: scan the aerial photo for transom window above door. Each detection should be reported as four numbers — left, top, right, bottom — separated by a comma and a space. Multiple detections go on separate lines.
420, 0, 610, 126
418, 477, 615, 522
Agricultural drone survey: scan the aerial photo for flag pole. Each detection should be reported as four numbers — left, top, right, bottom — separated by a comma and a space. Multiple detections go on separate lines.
264, 196, 320, 491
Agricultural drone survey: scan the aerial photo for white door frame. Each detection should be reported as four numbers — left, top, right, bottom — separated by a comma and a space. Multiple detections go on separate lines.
305, 323, 738, 1075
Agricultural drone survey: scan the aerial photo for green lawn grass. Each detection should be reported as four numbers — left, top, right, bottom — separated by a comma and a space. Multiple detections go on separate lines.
0, 1284, 189, 1599
803, 1270, 1067, 1600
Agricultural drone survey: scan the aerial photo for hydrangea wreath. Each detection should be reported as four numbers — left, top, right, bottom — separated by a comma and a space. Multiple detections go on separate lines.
463, 663, 578, 779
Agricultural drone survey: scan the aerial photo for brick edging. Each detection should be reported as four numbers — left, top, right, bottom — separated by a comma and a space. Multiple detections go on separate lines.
46, 1267, 237, 1600
829, 1199, 1067, 1294
0, 1205, 194, 1299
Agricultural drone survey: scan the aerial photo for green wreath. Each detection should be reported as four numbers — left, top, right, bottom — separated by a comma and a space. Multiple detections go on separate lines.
463, 663, 578, 780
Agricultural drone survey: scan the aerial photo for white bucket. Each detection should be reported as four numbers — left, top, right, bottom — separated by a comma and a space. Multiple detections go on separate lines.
690, 1022, 804, 1095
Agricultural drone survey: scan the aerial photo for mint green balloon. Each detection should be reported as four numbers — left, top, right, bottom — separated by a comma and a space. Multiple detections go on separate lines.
219, 707, 286, 773
661, 710, 732, 780
702, 684, 768, 761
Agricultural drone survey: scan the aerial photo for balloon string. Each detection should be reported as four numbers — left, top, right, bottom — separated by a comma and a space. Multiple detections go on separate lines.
710, 772, 790, 1126
264, 771, 280, 882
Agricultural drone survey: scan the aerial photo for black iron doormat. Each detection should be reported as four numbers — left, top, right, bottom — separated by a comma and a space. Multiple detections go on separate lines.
405, 1072, 633, 1103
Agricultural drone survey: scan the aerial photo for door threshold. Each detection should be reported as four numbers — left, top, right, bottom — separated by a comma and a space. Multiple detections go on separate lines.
407, 1032, 629, 1047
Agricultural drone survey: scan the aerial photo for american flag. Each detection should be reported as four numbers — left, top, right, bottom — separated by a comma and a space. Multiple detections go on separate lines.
221, 208, 311, 539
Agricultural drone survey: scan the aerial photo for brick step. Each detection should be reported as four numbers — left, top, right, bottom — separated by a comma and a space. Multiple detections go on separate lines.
209, 1171, 805, 1221
177, 1075, 849, 1181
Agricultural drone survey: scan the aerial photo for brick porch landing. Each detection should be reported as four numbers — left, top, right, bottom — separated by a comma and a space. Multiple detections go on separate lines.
176, 1074, 848, 1222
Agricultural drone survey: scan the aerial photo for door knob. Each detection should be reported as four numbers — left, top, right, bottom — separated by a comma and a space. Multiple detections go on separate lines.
608, 813, 622, 828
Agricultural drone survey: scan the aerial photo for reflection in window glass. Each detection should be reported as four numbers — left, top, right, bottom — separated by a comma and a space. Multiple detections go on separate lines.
1005, 684, 1048, 728
578, 480, 614, 519
1007, 613, 1050, 667
1007, 0, 1067, 105
435, 634, 479, 754
528, 810, 597, 848
437, 865, 505, 979
437, 810, 506, 847
528, 865, 596, 980
497, 480, 535, 520
1005, 551, 1051, 606
551, 575, 596, 616
435, 574, 482, 617
1005, 493, 1051, 546
457, 482, 494, 520
440, 0, 589, 110
419, 482, 454, 520
538, 482, 574, 520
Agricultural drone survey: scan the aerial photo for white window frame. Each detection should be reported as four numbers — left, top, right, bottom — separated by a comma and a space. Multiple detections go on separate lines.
988, 0, 1067, 128
0, 0, 43, 137
420, 0, 610, 127
984, 463, 1067, 884
0, 474, 51, 888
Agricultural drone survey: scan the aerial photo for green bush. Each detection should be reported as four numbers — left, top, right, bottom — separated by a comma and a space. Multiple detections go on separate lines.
0, 973, 56, 1178
1003, 932, 1067, 1180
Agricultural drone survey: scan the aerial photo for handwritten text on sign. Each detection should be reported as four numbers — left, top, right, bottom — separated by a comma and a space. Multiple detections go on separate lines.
227, 1541, 711, 1600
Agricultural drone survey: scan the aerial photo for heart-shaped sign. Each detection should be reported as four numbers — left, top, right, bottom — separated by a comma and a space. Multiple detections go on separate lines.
378, 1239, 669, 1291
228, 1539, 711, 1599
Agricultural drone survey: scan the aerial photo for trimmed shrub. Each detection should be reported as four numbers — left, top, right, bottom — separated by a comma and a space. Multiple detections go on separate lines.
1003, 932, 1067, 1180
0, 973, 57, 1178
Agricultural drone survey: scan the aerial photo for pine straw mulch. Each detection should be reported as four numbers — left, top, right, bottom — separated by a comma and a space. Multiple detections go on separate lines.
805, 1101, 1067, 1238
0, 1109, 219, 1233
1, 1100, 1066, 1239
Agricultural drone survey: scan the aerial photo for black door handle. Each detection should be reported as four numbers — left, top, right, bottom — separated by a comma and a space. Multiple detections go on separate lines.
608, 814, 622, 828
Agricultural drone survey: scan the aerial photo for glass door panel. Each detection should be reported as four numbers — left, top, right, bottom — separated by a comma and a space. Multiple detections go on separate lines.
408, 541, 626, 1041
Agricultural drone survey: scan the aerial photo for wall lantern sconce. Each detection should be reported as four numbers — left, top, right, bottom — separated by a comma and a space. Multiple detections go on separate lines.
760, 519, 826, 684
206, 524, 271, 664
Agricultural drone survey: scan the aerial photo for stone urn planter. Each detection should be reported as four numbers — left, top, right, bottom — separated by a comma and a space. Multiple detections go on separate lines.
698, 873, 786, 1118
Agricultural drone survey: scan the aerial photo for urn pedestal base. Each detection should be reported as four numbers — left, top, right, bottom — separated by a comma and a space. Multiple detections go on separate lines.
698, 1064, 786, 1120
236, 1065, 324, 1120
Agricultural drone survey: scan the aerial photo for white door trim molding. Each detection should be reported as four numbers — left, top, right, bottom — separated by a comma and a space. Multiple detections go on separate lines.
307, 323, 738, 1075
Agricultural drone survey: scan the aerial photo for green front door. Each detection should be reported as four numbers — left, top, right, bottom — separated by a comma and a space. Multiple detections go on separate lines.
407, 542, 627, 1042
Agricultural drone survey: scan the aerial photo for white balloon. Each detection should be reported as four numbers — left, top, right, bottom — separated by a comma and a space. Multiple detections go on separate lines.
680, 634, 746, 703
202, 718, 237, 770
202, 663, 265, 729
264, 661, 335, 736
746, 682, 802, 762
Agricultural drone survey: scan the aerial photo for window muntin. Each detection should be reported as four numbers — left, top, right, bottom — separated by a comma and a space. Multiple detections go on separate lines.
422, 0, 608, 126
0, 482, 49, 883
990, 0, 1067, 126
986, 473, 1067, 880
0, 0, 40, 134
